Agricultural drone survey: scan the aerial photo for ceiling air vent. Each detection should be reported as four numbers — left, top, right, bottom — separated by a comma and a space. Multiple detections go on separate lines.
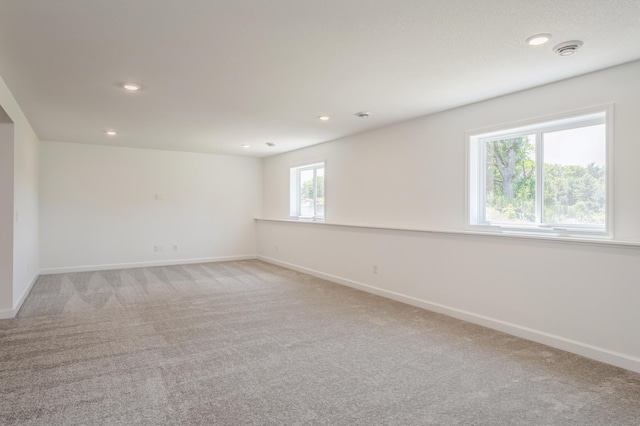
553, 40, 583, 56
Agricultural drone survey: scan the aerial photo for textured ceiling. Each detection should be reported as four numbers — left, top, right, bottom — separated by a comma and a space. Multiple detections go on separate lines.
0, 0, 639, 157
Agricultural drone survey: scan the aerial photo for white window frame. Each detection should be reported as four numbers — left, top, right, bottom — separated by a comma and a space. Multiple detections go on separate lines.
290, 161, 325, 220
466, 105, 613, 239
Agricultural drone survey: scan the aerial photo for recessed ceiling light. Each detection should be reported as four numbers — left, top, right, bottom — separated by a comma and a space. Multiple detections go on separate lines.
242, 144, 250, 148
123, 83, 141, 91
355, 111, 371, 118
266, 142, 275, 147
105, 130, 117, 136
526, 34, 552, 46
318, 116, 330, 121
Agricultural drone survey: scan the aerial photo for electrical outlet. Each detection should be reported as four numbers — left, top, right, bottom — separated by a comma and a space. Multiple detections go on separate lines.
373, 264, 378, 274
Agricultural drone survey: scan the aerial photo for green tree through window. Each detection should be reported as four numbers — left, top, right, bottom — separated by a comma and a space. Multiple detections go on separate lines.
469, 108, 609, 236
486, 136, 536, 222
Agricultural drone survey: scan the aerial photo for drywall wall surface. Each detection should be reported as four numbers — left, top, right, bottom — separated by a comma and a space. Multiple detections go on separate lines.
0, 123, 14, 312
259, 60, 640, 371
12, 114, 39, 307
257, 220, 640, 372
0, 72, 39, 317
263, 60, 640, 242
40, 142, 262, 271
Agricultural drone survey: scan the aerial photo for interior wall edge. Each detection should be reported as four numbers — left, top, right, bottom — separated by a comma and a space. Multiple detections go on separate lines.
0, 272, 38, 319
0, 308, 14, 320
12, 272, 38, 316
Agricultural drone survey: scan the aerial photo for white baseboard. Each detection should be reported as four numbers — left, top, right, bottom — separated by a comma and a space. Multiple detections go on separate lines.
39, 255, 257, 275
13, 272, 39, 315
0, 272, 40, 319
0, 309, 14, 320
258, 255, 640, 374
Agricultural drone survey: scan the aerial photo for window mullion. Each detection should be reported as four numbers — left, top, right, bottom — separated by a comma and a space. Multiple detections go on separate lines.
479, 139, 487, 224
312, 168, 317, 217
297, 169, 302, 217
535, 131, 543, 224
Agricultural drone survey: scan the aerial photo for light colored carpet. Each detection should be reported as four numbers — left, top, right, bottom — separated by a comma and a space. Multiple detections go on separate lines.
1, 260, 639, 425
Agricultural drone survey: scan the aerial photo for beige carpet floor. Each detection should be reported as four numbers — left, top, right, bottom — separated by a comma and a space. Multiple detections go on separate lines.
1, 260, 639, 425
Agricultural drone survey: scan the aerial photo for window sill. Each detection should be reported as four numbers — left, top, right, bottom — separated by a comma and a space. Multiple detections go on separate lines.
289, 216, 325, 223
466, 224, 611, 242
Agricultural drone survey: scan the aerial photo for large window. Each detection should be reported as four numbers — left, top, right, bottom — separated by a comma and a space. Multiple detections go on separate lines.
468, 107, 612, 238
290, 162, 325, 220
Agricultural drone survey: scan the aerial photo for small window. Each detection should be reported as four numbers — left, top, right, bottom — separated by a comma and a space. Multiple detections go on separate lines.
468, 107, 612, 238
290, 162, 325, 220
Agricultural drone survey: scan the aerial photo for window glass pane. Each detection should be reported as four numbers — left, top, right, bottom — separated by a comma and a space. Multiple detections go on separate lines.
299, 169, 315, 217
485, 135, 536, 224
543, 124, 606, 225
315, 167, 325, 217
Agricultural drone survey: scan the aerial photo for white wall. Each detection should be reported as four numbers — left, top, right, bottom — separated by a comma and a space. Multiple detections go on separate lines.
0, 74, 40, 318
0, 122, 14, 313
13, 115, 39, 307
40, 142, 262, 272
259, 60, 640, 373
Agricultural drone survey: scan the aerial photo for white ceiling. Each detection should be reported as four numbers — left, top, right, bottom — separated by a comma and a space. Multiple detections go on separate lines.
0, 1, 639, 157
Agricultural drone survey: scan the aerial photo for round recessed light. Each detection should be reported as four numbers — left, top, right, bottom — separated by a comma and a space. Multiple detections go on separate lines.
266, 142, 275, 147
526, 34, 552, 46
318, 115, 330, 121
355, 111, 371, 118
105, 130, 117, 136
553, 40, 583, 56
123, 83, 141, 91
242, 144, 250, 148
